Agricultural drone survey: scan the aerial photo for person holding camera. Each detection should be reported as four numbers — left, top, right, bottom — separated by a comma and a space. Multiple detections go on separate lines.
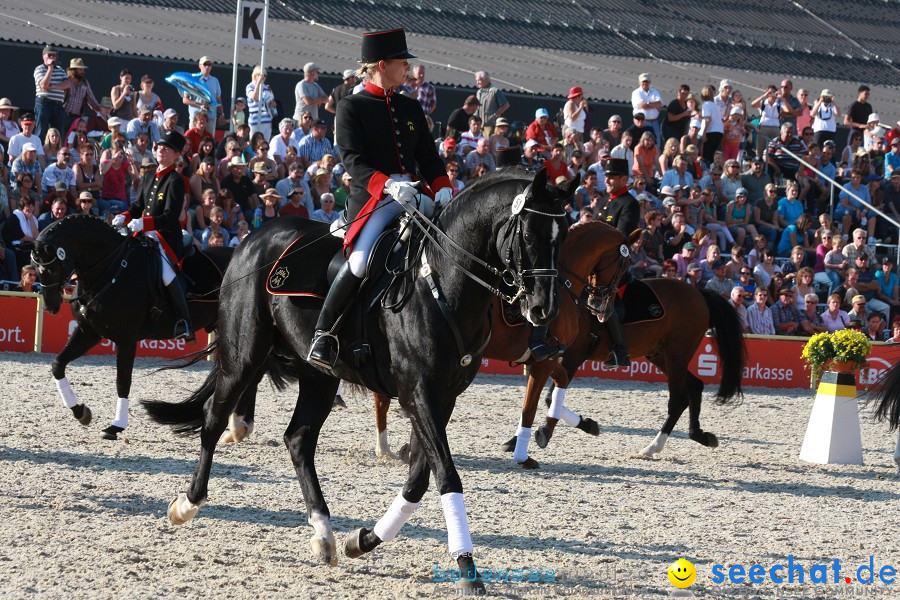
33, 46, 68, 140
811, 89, 840, 147
751, 85, 782, 158
99, 133, 133, 217
110, 68, 136, 122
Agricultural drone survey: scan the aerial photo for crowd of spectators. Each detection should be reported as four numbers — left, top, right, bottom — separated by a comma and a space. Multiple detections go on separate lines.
1, 45, 898, 342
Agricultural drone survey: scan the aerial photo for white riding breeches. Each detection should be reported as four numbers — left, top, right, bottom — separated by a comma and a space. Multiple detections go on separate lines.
146, 231, 176, 285
348, 199, 405, 278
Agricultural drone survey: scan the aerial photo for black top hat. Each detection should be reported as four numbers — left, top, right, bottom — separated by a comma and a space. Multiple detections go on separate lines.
361, 29, 416, 63
496, 146, 522, 168
604, 158, 630, 177
157, 130, 186, 153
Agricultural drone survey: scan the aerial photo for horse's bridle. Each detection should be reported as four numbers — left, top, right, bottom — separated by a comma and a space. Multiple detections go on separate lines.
560, 243, 630, 317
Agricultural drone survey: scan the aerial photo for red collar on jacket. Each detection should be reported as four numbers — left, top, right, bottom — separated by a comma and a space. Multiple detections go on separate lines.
155, 164, 176, 179
364, 82, 393, 97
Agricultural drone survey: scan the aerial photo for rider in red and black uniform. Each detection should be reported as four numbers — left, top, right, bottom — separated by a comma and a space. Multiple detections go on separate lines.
112, 130, 194, 343
307, 29, 452, 372
594, 157, 639, 368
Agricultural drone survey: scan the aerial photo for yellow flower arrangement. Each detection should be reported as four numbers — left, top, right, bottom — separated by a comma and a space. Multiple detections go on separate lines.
801, 329, 872, 385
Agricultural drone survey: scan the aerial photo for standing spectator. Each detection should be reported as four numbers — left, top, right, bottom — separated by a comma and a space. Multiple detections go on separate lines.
110, 69, 136, 122
445, 95, 480, 141
0, 97, 20, 153
563, 86, 588, 143
752, 86, 782, 159
33, 45, 68, 140
771, 286, 808, 335
776, 79, 803, 129
410, 64, 436, 117
294, 62, 328, 123
58, 58, 101, 133
722, 107, 744, 162
98, 140, 131, 216
325, 69, 357, 146
247, 65, 276, 140
631, 73, 662, 143
766, 123, 806, 183
795, 89, 812, 134
182, 57, 222, 135
811, 89, 840, 147
663, 84, 692, 142
474, 71, 509, 137
699, 85, 723, 167
715, 79, 733, 124
610, 130, 634, 174
296, 120, 333, 170
844, 85, 873, 146
135, 74, 160, 115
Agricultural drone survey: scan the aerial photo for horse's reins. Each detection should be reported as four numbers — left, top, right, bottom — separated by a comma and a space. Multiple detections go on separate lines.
32, 233, 129, 291
559, 247, 630, 317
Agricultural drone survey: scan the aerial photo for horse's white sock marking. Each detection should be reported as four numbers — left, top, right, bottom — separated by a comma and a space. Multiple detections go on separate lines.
373, 492, 420, 542
548, 387, 580, 426
441, 492, 473, 557
513, 422, 531, 463
641, 432, 669, 456
376, 430, 392, 457
308, 511, 335, 541
111, 397, 129, 428
56, 377, 78, 409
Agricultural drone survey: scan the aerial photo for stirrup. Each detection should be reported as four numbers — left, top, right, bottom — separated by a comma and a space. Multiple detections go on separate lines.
174, 320, 196, 343
308, 331, 339, 372
603, 349, 630, 369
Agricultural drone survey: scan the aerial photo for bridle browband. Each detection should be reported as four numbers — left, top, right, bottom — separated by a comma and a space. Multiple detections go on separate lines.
560, 242, 630, 316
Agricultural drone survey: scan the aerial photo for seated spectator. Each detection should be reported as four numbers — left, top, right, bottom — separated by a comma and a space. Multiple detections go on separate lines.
126, 106, 160, 144
685, 262, 702, 286
37, 197, 68, 231
875, 257, 900, 319
777, 213, 814, 258
673, 241, 699, 278
836, 169, 877, 243
725, 188, 758, 250
821, 293, 850, 332
308, 168, 332, 210
193, 188, 218, 234
98, 138, 131, 217
776, 181, 804, 227
766, 272, 787, 307
664, 211, 690, 259
847, 294, 882, 334
746, 234, 768, 270
632, 132, 660, 182
661, 259, 679, 279
601, 115, 623, 149
698, 244, 721, 286
280, 186, 310, 218
754, 183, 784, 250
310, 193, 340, 224
465, 138, 496, 174
842, 228, 876, 263
699, 187, 733, 250
295, 120, 332, 170
791, 266, 816, 300
730, 286, 749, 333
41, 147, 75, 195
247, 138, 278, 184
766, 122, 806, 182
801, 292, 827, 334
524, 109, 557, 155
746, 287, 775, 334
269, 118, 300, 165
201, 206, 230, 248
459, 115, 486, 157
14, 265, 38, 292
542, 143, 569, 183
205, 231, 225, 248
887, 316, 900, 343
705, 258, 735, 298
814, 229, 844, 294
659, 155, 694, 190
771, 286, 809, 336
190, 136, 217, 174
252, 188, 281, 229
489, 118, 511, 156
610, 130, 634, 173
629, 234, 658, 279
229, 220, 250, 247
852, 254, 891, 318
865, 313, 886, 341
781, 245, 809, 280
741, 156, 771, 204
736, 266, 756, 300
724, 245, 745, 280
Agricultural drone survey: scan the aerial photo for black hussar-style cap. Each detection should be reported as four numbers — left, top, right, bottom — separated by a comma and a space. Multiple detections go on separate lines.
361, 29, 416, 62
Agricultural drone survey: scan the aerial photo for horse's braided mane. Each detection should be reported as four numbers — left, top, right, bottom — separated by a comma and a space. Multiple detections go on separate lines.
41, 213, 110, 238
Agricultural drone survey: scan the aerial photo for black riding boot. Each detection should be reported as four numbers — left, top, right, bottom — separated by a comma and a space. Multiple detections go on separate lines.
528, 325, 564, 362
308, 262, 363, 372
602, 310, 630, 369
165, 278, 195, 343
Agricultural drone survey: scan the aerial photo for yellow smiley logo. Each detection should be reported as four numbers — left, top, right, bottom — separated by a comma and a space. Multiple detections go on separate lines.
668, 558, 696, 588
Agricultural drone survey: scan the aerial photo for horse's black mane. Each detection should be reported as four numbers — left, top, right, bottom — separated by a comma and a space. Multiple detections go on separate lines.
456, 167, 532, 198
39, 213, 113, 240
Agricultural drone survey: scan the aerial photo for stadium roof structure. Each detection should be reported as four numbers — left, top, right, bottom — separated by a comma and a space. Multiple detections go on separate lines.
1, 0, 898, 119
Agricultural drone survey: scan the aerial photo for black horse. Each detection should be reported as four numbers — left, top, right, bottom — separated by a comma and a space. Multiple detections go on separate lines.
143, 167, 573, 593
871, 362, 900, 473
31, 214, 231, 439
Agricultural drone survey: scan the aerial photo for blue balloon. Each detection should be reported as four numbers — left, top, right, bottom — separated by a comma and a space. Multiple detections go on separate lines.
165, 72, 219, 110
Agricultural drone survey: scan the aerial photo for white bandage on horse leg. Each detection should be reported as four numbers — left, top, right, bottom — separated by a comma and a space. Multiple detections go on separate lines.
640, 432, 669, 456
513, 423, 531, 463
548, 387, 580, 426
336, 380, 343, 395
373, 492, 421, 542
440, 492, 473, 557
56, 377, 78, 409
111, 397, 129, 428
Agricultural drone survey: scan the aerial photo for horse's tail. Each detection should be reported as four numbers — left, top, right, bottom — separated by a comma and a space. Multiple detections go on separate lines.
700, 288, 745, 405
142, 342, 220, 435
872, 363, 900, 431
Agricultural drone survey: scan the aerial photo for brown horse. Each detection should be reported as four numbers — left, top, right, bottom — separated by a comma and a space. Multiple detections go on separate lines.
524, 278, 745, 459
374, 221, 632, 467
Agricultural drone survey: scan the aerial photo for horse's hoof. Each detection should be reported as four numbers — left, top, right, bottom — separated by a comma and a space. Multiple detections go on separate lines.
501, 436, 517, 452
398, 443, 411, 464
576, 417, 600, 436
705, 433, 719, 448
344, 527, 371, 559
518, 456, 539, 469
637, 446, 658, 458
333, 394, 346, 409
456, 578, 486, 595
100, 425, 124, 440
534, 426, 552, 449
167, 493, 203, 525
72, 404, 92, 426
310, 537, 338, 566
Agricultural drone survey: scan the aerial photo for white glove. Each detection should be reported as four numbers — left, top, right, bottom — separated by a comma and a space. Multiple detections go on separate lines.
127, 218, 144, 233
433, 187, 453, 208
111, 214, 127, 227
384, 179, 419, 207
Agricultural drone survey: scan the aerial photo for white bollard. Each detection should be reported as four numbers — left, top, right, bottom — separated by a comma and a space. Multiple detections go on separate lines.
799, 371, 863, 465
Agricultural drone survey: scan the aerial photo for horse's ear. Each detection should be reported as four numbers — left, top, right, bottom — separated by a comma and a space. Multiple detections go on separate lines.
532, 165, 548, 194
561, 173, 581, 198
627, 228, 642, 246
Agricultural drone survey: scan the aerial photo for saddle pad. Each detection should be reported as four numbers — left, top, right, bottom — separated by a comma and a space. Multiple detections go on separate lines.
266, 231, 342, 297
621, 279, 666, 325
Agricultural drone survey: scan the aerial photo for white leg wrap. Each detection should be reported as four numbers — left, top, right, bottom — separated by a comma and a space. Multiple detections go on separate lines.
513, 423, 531, 463
56, 377, 78, 409
336, 380, 343, 395
308, 511, 335, 541
549, 388, 581, 427
640, 432, 669, 456
376, 430, 393, 457
173, 492, 204, 521
373, 492, 420, 542
440, 492, 473, 557
111, 397, 129, 428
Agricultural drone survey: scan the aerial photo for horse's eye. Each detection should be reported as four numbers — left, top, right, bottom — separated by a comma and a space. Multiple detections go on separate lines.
522, 232, 534, 244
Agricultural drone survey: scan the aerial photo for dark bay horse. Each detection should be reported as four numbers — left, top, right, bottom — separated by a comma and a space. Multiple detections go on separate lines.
142, 168, 573, 592
372, 221, 631, 467
31, 214, 231, 439
526, 279, 745, 458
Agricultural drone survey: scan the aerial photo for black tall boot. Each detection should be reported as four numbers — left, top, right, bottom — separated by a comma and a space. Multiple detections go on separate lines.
165, 278, 195, 343
308, 262, 363, 372
602, 307, 629, 369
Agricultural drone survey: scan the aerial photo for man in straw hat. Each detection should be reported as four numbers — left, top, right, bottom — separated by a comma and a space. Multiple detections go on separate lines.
57, 58, 101, 133
307, 28, 452, 372
112, 130, 195, 344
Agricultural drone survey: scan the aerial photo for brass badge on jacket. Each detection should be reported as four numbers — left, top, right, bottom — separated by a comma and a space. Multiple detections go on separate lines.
407, 120, 415, 132
158, 192, 164, 200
